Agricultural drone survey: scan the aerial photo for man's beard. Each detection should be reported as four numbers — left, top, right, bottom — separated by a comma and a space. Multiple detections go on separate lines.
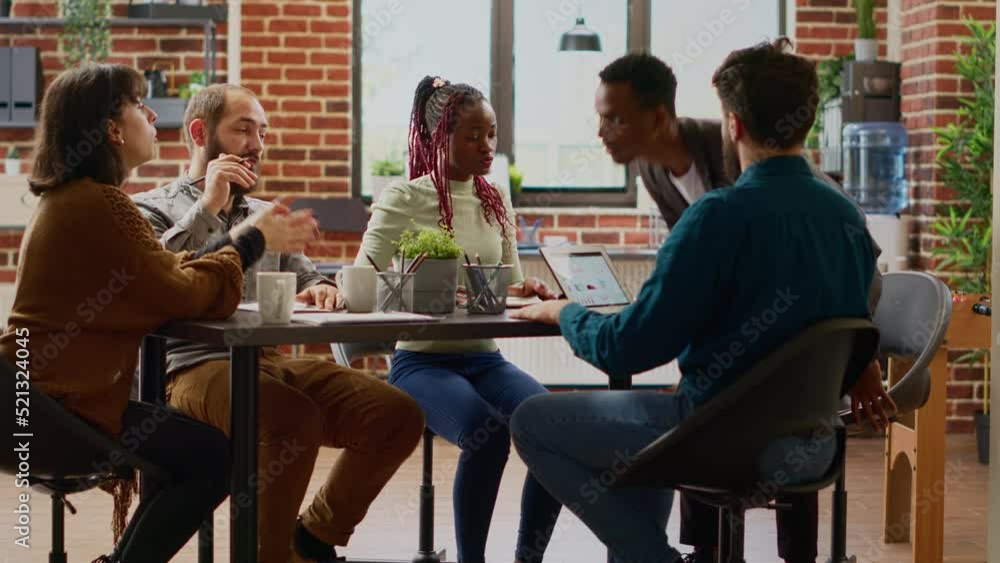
205, 132, 261, 195
722, 130, 742, 184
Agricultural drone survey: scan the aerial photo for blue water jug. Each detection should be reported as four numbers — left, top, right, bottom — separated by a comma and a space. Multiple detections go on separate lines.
841, 122, 908, 215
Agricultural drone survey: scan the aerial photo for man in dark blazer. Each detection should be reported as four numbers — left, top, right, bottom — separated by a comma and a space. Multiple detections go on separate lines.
592, 51, 896, 563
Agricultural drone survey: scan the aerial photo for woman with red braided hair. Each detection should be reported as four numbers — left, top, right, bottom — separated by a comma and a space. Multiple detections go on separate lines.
356, 75, 562, 563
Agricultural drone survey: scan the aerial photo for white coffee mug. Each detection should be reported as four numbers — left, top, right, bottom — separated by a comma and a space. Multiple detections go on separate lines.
257, 272, 297, 324
335, 266, 377, 313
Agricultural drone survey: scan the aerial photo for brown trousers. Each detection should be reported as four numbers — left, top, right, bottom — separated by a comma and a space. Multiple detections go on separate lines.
168, 348, 424, 563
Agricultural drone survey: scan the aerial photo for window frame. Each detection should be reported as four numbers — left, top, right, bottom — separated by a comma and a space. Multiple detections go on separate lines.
351, 0, 787, 206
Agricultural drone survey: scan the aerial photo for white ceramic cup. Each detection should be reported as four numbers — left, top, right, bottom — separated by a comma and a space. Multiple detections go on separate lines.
335, 266, 377, 313
257, 272, 297, 324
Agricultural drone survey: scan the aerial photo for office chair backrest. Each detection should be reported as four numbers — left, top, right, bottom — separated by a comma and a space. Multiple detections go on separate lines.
871, 272, 952, 414
620, 318, 878, 490
331, 341, 397, 368
0, 358, 169, 483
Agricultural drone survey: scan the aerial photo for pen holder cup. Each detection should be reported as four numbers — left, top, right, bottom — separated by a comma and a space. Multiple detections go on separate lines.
464, 265, 512, 315
377, 272, 415, 313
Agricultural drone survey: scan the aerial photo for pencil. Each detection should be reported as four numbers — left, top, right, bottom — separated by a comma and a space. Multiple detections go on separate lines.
190, 157, 251, 185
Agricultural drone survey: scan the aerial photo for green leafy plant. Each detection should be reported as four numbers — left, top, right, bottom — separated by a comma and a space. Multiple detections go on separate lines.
931, 19, 994, 294
372, 158, 405, 177
854, 0, 876, 40
396, 224, 463, 260
806, 55, 852, 150
4, 147, 19, 160
178, 72, 207, 99
508, 163, 523, 198
59, 0, 111, 68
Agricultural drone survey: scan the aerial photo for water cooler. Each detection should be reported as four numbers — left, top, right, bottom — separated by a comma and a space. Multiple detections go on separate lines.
827, 60, 910, 272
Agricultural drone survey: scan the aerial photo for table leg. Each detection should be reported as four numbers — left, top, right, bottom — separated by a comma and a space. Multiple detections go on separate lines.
911, 350, 947, 563
231, 346, 260, 563
139, 335, 166, 503
882, 351, 947, 563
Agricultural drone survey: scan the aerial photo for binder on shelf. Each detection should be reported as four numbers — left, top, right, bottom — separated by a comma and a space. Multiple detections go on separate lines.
0, 48, 11, 124
10, 47, 41, 124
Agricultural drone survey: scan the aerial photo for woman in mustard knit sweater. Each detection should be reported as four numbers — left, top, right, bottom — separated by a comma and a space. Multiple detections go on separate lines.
0, 64, 270, 563
356, 76, 561, 563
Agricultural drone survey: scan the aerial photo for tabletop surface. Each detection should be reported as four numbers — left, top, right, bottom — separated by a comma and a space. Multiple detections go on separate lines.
153, 309, 564, 347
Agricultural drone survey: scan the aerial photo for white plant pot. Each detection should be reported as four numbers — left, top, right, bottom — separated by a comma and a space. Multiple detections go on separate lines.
4, 159, 19, 176
370, 175, 403, 204
854, 38, 878, 62
408, 258, 459, 314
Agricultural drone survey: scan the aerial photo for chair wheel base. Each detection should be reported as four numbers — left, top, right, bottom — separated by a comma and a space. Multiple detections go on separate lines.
411, 548, 447, 563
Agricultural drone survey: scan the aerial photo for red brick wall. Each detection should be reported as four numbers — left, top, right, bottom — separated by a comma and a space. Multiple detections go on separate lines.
1, 1, 994, 428
794, 0, 890, 59
0, 0, 359, 264
796, 0, 996, 433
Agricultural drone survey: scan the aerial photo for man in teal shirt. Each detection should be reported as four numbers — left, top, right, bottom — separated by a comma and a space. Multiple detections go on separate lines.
510, 40, 876, 563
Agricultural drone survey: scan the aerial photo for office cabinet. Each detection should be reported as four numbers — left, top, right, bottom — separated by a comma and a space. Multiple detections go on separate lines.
10, 48, 41, 124
0, 48, 10, 123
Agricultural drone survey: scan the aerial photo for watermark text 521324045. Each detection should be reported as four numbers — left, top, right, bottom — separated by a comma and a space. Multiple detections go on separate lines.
12, 327, 32, 549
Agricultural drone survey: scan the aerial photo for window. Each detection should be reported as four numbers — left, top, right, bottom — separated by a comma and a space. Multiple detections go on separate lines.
513, 0, 629, 194
352, 0, 786, 205
356, 0, 491, 198
650, 0, 781, 119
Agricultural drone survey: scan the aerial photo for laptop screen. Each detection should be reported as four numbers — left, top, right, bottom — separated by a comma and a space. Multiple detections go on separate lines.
549, 252, 631, 308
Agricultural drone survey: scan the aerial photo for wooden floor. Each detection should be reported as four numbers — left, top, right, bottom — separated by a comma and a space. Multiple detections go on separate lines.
0, 435, 988, 563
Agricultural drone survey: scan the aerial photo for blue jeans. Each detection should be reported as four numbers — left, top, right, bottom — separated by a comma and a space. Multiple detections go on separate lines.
390, 351, 563, 563
510, 391, 836, 563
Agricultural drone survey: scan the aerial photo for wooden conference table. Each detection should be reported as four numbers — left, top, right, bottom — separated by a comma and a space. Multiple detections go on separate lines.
139, 309, 582, 563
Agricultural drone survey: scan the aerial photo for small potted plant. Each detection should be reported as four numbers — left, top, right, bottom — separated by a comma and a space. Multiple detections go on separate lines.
371, 158, 405, 203
4, 147, 20, 176
178, 71, 207, 100
396, 225, 463, 314
853, 0, 877, 62
508, 163, 523, 205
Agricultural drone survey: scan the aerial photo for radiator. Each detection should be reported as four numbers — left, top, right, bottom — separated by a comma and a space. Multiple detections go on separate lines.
499, 254, 680, 388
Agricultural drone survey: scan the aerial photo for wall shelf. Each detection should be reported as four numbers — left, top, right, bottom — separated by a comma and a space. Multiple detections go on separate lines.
0, 18, 219, 83
0, 17, 219, 129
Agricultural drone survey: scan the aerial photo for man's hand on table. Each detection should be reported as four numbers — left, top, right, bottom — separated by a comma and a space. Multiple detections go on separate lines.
510, 300, 571, 325
296, 283, 344, 310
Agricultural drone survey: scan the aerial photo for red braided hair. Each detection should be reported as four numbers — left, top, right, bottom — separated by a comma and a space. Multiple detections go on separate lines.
408, 76, 513, 240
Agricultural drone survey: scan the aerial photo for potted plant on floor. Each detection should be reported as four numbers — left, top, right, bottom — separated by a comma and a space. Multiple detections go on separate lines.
930, 19, 995, 463
396, 224, 462, 314
853, 0, 878, 62
371, 157, 405, 204
4, 147, 19, 176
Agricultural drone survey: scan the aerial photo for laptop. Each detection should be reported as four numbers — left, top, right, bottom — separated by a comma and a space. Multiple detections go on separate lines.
539, 244, 633, 314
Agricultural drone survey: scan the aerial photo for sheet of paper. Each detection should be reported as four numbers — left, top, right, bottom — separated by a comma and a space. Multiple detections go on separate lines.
238, 302, 327, 313
291, 312, 441, 325
505, 295, 542, 308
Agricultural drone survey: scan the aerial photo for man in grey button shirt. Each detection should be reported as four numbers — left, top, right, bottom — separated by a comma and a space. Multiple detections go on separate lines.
132, 84, 424, 563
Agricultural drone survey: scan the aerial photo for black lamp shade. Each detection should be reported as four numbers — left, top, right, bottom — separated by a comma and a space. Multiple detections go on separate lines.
559, 17, 602, 52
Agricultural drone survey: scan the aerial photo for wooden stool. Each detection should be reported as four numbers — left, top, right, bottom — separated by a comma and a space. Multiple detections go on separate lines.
883, 293, 989, 562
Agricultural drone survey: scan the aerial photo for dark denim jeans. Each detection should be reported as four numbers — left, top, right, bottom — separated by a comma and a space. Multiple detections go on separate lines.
390, 350, 563, 563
